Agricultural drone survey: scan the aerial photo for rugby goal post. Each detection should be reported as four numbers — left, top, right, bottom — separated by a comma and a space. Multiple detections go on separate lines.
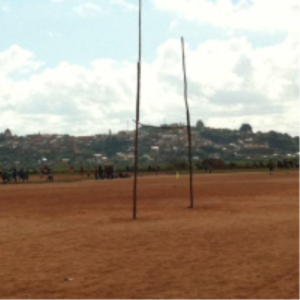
132, 0, 194, 219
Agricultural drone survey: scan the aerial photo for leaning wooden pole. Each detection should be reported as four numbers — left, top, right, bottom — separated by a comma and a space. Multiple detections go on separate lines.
181, 37, 194, 209
133, 0, 142, 219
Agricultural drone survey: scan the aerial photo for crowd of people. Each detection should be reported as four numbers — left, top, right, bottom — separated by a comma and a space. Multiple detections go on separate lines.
0, 164, 131, 184
78, 165, 130, 180
0, 168, 30, 184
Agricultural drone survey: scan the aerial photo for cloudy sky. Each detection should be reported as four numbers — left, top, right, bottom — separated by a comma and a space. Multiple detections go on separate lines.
0, 0, 299, 136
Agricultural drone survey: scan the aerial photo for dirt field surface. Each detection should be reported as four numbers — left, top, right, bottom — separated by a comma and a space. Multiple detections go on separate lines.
0, 171, 299, 299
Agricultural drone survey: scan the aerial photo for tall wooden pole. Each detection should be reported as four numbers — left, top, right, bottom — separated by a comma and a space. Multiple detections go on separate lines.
181, 37, 194, 209
133, 0, 142, 219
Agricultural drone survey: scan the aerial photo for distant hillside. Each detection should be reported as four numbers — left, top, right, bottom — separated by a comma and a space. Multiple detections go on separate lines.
0, 122, 299, 168
138, 121, 299, 165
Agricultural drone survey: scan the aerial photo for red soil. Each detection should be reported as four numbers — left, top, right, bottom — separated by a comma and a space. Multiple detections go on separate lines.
0, 171, 298, 299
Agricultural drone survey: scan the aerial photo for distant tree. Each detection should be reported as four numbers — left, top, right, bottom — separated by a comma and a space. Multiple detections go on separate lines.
196, 120, 205, 131
202, 128, 239, 144
228, 161, 237, 168
257, 131, 299, 152
104, 136, 130, 157
167, 156, 188, 170
239, 123, 253, 133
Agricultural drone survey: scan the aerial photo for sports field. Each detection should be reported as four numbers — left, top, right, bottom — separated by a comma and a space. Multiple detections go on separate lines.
0, 171, 298, 299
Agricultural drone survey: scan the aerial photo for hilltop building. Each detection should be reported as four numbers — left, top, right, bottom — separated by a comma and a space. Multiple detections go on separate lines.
4, 128, 12, 137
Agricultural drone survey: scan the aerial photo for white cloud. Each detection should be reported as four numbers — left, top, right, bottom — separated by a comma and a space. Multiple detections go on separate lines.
74, 2, 103, 17
151, 0, 299, 33
47, 31, 61, 38
53, 0, 137, 14
0, 45, 44, 75
111, 0, 138, 11
0, 34, 298, 136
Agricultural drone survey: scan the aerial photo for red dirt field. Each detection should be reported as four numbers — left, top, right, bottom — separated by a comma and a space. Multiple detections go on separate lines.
0, 171, 299, 299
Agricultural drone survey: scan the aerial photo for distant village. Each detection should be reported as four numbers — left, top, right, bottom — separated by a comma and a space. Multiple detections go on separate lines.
0, 121, 299, 170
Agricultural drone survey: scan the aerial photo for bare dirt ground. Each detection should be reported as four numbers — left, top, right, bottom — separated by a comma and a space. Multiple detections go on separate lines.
0, 171, 298, 299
